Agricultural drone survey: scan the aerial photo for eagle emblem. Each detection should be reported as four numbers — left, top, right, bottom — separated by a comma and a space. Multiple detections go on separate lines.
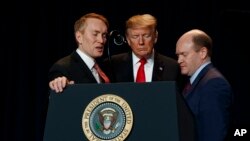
98, 108, 119, 134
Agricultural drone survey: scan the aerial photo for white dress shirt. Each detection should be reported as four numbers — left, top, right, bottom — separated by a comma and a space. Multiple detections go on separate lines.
76, 49, 101, 83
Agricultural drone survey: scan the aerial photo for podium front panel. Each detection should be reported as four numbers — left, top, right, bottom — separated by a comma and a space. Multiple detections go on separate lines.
44, 81, 179, 141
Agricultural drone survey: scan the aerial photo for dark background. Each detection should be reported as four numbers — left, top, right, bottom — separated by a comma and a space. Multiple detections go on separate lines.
2, 0, 250, 141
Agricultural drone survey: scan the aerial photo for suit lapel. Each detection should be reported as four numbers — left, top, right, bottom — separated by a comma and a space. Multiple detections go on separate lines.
152, 52, 165, 81
188, 63, 213, 94
71, 51, 97, 82
125, 52, 134, 82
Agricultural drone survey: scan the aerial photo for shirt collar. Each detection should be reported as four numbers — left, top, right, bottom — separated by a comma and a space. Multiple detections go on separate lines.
132, 50, 154, 65
76, 48, 95, 69
190, 61, 211, 84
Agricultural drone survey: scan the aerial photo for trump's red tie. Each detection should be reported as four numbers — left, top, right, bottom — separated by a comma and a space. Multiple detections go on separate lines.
136, 58, 146, 83
94, 63, 110, 83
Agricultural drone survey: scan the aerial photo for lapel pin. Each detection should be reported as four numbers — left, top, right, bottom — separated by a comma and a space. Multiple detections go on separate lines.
159, 67, 163, 71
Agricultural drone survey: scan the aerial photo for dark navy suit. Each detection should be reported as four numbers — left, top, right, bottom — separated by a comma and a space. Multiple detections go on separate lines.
184, 63, 233, 141
48, 51, 97, 83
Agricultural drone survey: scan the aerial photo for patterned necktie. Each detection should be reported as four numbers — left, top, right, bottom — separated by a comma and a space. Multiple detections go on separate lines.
94, 63, 110, 83
136, 58, 146, 83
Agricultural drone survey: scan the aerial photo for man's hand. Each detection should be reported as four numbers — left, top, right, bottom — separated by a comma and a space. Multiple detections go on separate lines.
49, 76, 74, 93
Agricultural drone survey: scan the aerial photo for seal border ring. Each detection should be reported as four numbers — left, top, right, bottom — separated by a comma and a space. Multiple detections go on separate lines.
82, 94, 133, 141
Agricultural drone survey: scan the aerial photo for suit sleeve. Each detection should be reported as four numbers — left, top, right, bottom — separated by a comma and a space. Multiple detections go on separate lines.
198, 78, 232, 141
48, 63, 69, 82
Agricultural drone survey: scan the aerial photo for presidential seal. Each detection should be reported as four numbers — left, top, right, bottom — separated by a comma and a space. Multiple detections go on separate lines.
82, 94, 133, 141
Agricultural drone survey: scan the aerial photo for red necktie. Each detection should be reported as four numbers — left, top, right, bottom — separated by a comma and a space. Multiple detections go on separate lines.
136, 58, 146, 83
94, 63, 110, 83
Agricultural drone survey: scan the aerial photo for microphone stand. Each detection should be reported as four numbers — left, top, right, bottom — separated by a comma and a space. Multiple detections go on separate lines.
107, 30, 126, 62
106, 30, 126, 82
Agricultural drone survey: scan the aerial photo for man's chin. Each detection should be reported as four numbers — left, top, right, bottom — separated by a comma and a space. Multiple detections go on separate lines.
137, 52, 150, 58
181, 71, 188, 75
94, 53, 103, 58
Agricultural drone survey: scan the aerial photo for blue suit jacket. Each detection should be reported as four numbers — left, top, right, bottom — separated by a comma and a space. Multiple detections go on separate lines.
184, 63, 233, 141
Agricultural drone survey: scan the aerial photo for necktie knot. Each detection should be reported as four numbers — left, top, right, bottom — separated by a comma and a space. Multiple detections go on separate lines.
139, 58, 146, 65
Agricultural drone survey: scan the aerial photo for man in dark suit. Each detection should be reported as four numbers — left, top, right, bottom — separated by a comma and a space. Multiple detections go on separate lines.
104, 14, 196, 141
49, 13, 110, 93
107, 51, 180, 82
105, 14, 182, 84
176, 29, 233, 141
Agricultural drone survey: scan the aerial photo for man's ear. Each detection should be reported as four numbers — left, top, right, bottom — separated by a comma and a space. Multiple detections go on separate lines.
154, 30, 158, 44
126, 36, 131, 46
75, 31, 82, 43
200, 47, 208, 59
